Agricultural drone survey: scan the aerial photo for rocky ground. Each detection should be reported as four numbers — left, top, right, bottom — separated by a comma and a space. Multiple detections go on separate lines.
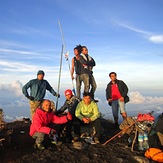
0, 118, 153, 163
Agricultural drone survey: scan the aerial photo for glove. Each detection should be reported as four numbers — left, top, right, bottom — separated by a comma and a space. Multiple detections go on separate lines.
49, 129, 56, 138
55, 93, 60, 98
27, 96, 34, 101
66, 112, 72, 120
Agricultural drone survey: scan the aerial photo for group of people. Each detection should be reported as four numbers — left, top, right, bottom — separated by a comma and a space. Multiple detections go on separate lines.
22, 45, 129, 149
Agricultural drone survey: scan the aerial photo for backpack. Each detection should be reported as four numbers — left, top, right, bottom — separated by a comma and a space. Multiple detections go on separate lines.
148, 113, 163, 149
145, 148, 163, 162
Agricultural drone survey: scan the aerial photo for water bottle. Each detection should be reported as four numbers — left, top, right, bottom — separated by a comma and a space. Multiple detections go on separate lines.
143, 132, 149, 150
138, 132, 144, 150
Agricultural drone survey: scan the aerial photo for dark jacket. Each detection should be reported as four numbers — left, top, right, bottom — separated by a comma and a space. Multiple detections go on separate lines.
79, 54, 96, 75
74, 57, 82, 75
56, 96, 79, 116
106, 79, 129, 106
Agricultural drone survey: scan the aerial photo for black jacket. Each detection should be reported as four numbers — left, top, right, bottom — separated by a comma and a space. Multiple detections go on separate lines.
56, 96, 79, 116
106, 79, 129, 106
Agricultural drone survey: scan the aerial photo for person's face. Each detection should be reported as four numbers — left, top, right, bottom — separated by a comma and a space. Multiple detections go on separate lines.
65, 94, 72, 100
110, 74, 117, 82
42, 100, 51, 112
82, 48, 88, 55
37, 74, 44, 80
74, 49, 79, 56
83, 95, 91, 105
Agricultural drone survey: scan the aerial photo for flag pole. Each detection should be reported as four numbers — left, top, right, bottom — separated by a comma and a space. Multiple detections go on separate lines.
56, 45, 64, 110
58, 20, 76, 96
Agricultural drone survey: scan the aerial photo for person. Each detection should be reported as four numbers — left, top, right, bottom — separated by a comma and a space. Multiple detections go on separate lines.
29, 99, 72, 150
75, 92, 101, 144
80, 46, 97, 102
22, 70, 60, 119
106, 72, 129, 128
71, 45, 83, 99
55, 89, 80, 143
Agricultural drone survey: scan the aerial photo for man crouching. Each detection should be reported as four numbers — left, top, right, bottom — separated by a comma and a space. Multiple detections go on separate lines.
29, 99, 72, 149
75, 92, 101, 144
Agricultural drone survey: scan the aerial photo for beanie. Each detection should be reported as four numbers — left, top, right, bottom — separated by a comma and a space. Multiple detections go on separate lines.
37, 70, 45, 76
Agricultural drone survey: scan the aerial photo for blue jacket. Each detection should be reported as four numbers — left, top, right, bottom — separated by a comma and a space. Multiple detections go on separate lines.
22, 79, 56, 101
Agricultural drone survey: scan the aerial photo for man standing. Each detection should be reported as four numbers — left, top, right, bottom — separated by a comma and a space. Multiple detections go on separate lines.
75, 92, 101, 143
22, 70, 60, 118
71, 45, 83, 99
106, 72, 129, 128
80, 46, 97, 101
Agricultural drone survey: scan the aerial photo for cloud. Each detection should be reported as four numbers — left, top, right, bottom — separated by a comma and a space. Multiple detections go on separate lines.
0, 48, 38, 55
149, 35, 163, 43
116, 22, 163, 44
129, 91, 163, 104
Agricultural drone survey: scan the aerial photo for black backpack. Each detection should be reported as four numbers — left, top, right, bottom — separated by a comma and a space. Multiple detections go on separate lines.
148, 113, 163, 149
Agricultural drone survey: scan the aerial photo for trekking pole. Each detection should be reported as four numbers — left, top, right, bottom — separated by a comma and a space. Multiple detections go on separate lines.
58, 20, 76, 96
102, 121, 137, 146
56, 45, 64, 110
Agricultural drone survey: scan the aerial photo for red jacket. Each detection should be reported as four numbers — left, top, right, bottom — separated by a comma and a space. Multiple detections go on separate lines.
29, 108, 68, 136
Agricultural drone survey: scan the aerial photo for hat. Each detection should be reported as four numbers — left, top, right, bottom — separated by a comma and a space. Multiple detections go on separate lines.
37, 70, 45, 76
64, 89, 73, 96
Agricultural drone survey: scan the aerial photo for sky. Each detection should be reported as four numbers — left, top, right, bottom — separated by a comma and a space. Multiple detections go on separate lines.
0, 0, 163, 121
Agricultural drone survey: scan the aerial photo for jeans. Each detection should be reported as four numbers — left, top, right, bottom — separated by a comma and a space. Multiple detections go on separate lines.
111, 99, 126, 118
75, 118, 101, 139
76, 74, 90, 99
89, 74, 97, 99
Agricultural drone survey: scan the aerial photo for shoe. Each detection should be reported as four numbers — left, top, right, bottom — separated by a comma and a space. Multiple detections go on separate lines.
51, 140, 57, 145
93, 99, 99, 103
34, 143, 45, 150
72, 136, 79, 143
94, 137, 100, 144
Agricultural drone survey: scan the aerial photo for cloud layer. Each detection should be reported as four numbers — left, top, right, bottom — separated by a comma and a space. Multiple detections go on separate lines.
0, 81, 162, 122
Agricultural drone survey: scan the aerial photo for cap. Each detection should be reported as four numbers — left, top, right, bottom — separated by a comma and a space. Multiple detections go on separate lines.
64, 89, 73, 96
37, 70, 45, 76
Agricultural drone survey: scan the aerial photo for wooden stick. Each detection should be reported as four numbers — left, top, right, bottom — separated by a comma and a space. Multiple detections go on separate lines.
102, 121, 136, 146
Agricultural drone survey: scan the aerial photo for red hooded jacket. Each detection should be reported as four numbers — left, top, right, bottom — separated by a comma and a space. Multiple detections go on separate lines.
29, 108, 68, 136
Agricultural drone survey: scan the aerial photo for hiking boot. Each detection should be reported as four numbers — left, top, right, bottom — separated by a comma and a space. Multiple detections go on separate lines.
93, 99, 99, 103
72, 136, 79, 143
51, 140, 57, 145
94, 137, 100, 144
34, 143, 45, 150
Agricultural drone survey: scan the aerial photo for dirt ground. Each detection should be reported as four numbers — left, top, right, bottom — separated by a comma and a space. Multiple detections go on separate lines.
0, 119, 150, 163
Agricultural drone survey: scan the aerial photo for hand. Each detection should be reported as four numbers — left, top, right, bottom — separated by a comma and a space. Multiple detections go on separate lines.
71, 75, 75, 80
66, 112, 72, 120
119, 97, 124, 102
55, 93, 60, 98
82, 117, 90, 124
27, 96, 34, 101
108, 99, 112, 102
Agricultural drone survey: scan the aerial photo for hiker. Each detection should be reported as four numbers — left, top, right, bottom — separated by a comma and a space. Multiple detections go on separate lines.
80, 46, 97, 102
71, 45, 83, 99
22, 70, 60, 118
75, 92, 101, 144
29, 99, 72, 150
106, 72, 129, 128
55, 89, 80, 143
